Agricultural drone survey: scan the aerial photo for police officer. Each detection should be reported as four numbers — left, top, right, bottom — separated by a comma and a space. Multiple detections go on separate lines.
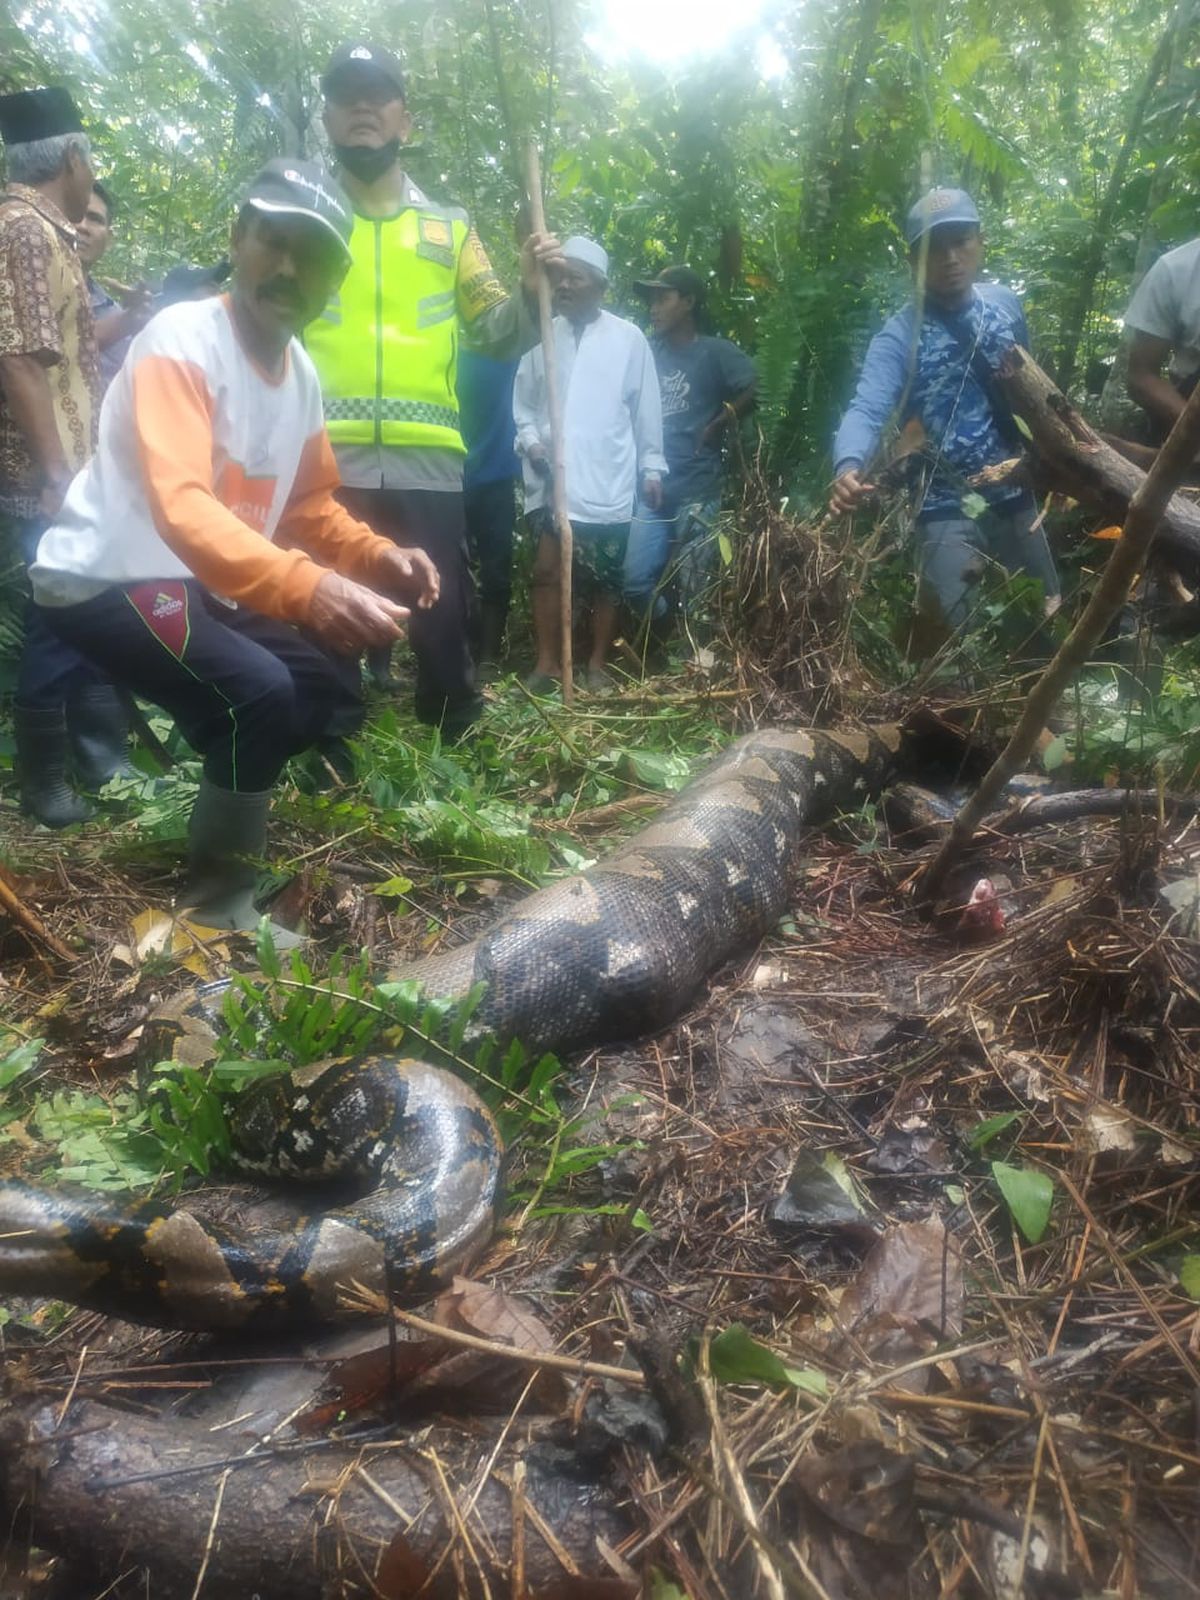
306, 41, 561, 736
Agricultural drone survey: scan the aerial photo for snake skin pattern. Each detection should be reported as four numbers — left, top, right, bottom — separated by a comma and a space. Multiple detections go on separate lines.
390, 725, 903, 1052
0, 724, 899, 1330
0, 1056, 500, 1329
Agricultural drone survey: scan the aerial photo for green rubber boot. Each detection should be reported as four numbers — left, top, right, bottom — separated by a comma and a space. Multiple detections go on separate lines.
176, 779, 305, 947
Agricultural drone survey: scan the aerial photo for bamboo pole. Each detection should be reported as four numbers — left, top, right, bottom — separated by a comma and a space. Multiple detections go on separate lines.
523, 141, 574, 705
920, 374, 1200, 905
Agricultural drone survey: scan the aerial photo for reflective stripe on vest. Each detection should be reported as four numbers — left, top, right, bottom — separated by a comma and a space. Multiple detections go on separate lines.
305, 206, 469, 456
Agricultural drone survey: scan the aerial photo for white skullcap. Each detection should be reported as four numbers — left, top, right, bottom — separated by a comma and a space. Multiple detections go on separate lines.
561, 235, 609, 279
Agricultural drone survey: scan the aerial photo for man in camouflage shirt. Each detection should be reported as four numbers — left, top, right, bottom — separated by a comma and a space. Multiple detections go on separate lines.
830, 187, 1059, 637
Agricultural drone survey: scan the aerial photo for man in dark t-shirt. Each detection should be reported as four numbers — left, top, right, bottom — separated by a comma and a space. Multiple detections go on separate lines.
625, 265, 756, 635
77, 182, 153, 391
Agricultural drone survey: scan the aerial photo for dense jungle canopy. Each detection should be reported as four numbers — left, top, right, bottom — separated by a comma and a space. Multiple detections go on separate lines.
4, 0, 1199, 489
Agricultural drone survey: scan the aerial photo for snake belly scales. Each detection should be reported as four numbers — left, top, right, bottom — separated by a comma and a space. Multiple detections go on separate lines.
0, 725, 900, 1329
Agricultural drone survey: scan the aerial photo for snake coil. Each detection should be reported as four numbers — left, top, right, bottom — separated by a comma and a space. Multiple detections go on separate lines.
0, 725, 899, 1330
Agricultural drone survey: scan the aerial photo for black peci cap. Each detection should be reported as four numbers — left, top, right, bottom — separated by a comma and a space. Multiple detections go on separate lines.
633, 265, 706, 303
321, 41, 406, 100
242, 158, 354, 260
0, 86, 84, 146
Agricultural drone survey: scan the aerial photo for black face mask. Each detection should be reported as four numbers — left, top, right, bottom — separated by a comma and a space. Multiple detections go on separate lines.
334, 139, 401, 184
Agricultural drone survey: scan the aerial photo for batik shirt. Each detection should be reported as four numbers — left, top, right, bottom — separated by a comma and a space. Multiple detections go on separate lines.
832, 282, 1029, 519
0, 184, 98, 517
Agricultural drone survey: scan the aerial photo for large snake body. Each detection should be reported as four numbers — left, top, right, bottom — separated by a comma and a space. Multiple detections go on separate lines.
0, 725, 900, 1329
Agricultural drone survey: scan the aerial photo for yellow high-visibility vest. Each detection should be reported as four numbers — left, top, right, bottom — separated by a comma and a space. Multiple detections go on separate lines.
306, 202, 473, 455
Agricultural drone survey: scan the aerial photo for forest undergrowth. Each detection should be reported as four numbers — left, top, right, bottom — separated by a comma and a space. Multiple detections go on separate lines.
3, 490, 1200, 1597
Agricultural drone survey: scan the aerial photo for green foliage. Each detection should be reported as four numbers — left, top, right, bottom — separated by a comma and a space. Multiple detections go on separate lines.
697, 1323, 828, 1396
0, 1037, 42, 1095
31, 1089, 166, 1190
992, 1160, 1055, 1244
6, 0, 1191, 500
279, 699, 723, 887
969, 1111, 1023, 1151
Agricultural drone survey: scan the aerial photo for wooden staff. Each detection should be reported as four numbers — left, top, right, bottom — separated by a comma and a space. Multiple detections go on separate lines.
523, 141, 574, 705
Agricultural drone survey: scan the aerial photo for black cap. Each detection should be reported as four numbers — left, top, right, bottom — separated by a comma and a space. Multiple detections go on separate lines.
0, 87, 84, 146
160, 259, 230, 305
241, 158, 354, 260
321, 41, 406, 100
633, 265, 706, 303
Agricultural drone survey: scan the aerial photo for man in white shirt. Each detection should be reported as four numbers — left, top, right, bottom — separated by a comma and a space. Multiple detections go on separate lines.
1125, 236, 1200, 438
514, 237, 666, 692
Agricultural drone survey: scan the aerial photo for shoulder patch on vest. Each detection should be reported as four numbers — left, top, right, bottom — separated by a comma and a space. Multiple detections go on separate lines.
418, 215, 453, 251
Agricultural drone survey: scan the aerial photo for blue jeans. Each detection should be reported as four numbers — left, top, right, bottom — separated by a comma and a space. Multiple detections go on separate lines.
624, 497, 720, 622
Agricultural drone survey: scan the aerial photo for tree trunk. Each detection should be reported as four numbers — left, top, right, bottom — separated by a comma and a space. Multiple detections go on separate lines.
1053, 1, 1187, 389
998, 346, 1200, 571
0, 1399, 631, 1600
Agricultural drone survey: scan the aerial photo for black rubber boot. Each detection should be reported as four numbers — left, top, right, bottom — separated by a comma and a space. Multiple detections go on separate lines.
366, 644, 401, 692
68, 681, 138, 789
14, 704, 94, 829
176, 778, 304, 946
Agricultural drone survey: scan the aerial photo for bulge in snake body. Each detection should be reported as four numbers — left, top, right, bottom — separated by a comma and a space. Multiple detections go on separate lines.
0, 725, 900, 1331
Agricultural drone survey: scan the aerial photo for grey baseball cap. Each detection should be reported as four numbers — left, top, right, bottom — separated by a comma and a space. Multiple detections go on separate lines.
904, 187, 980, 247
242, 158, 354, 260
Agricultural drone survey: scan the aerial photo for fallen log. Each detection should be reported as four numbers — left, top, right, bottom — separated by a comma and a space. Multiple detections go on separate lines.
0, 1398, 633, 1599
998, 347, 1200, 572
885, 781, 1198, 845
922, 365, 1200, 903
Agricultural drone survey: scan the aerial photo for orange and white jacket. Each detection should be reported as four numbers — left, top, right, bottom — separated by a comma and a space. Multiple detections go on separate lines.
31, 295, 396, 621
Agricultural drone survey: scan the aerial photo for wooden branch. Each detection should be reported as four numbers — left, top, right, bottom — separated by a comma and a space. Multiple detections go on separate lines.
921, 375, 1200, 904
523, 142, 574, 706
989, 788, 1198, 836
999, 346, 1200, 570
0, 865, 73, 962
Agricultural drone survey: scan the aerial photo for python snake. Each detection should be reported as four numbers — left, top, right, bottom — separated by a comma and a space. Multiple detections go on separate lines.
0, 724, 900, 1330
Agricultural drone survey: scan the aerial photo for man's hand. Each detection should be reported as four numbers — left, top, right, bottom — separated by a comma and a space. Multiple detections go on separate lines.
309, 572, 409, 654
829, 468, 875, 517
120, 282, 155, 335
642, 475, 663, 513
520, 231, 566, 295
526, 442, 553, 481
378, 545, 440, 609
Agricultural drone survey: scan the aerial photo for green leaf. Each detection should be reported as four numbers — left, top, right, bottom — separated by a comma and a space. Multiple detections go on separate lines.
969, 1111, 1022, 1151
256, 917, 281, 979
1042, 735, 1068, 772
961, 491, 988, 521
372, 874, 414, 898
717, 530, 733, 566
992, 1161, 1054, 1243
617, 749, 692, 790
708, 1324, 828, 1396
647, 1572, 687, 1600
0, 1037, 42, 1092
1179, 1256, 1200, 1301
